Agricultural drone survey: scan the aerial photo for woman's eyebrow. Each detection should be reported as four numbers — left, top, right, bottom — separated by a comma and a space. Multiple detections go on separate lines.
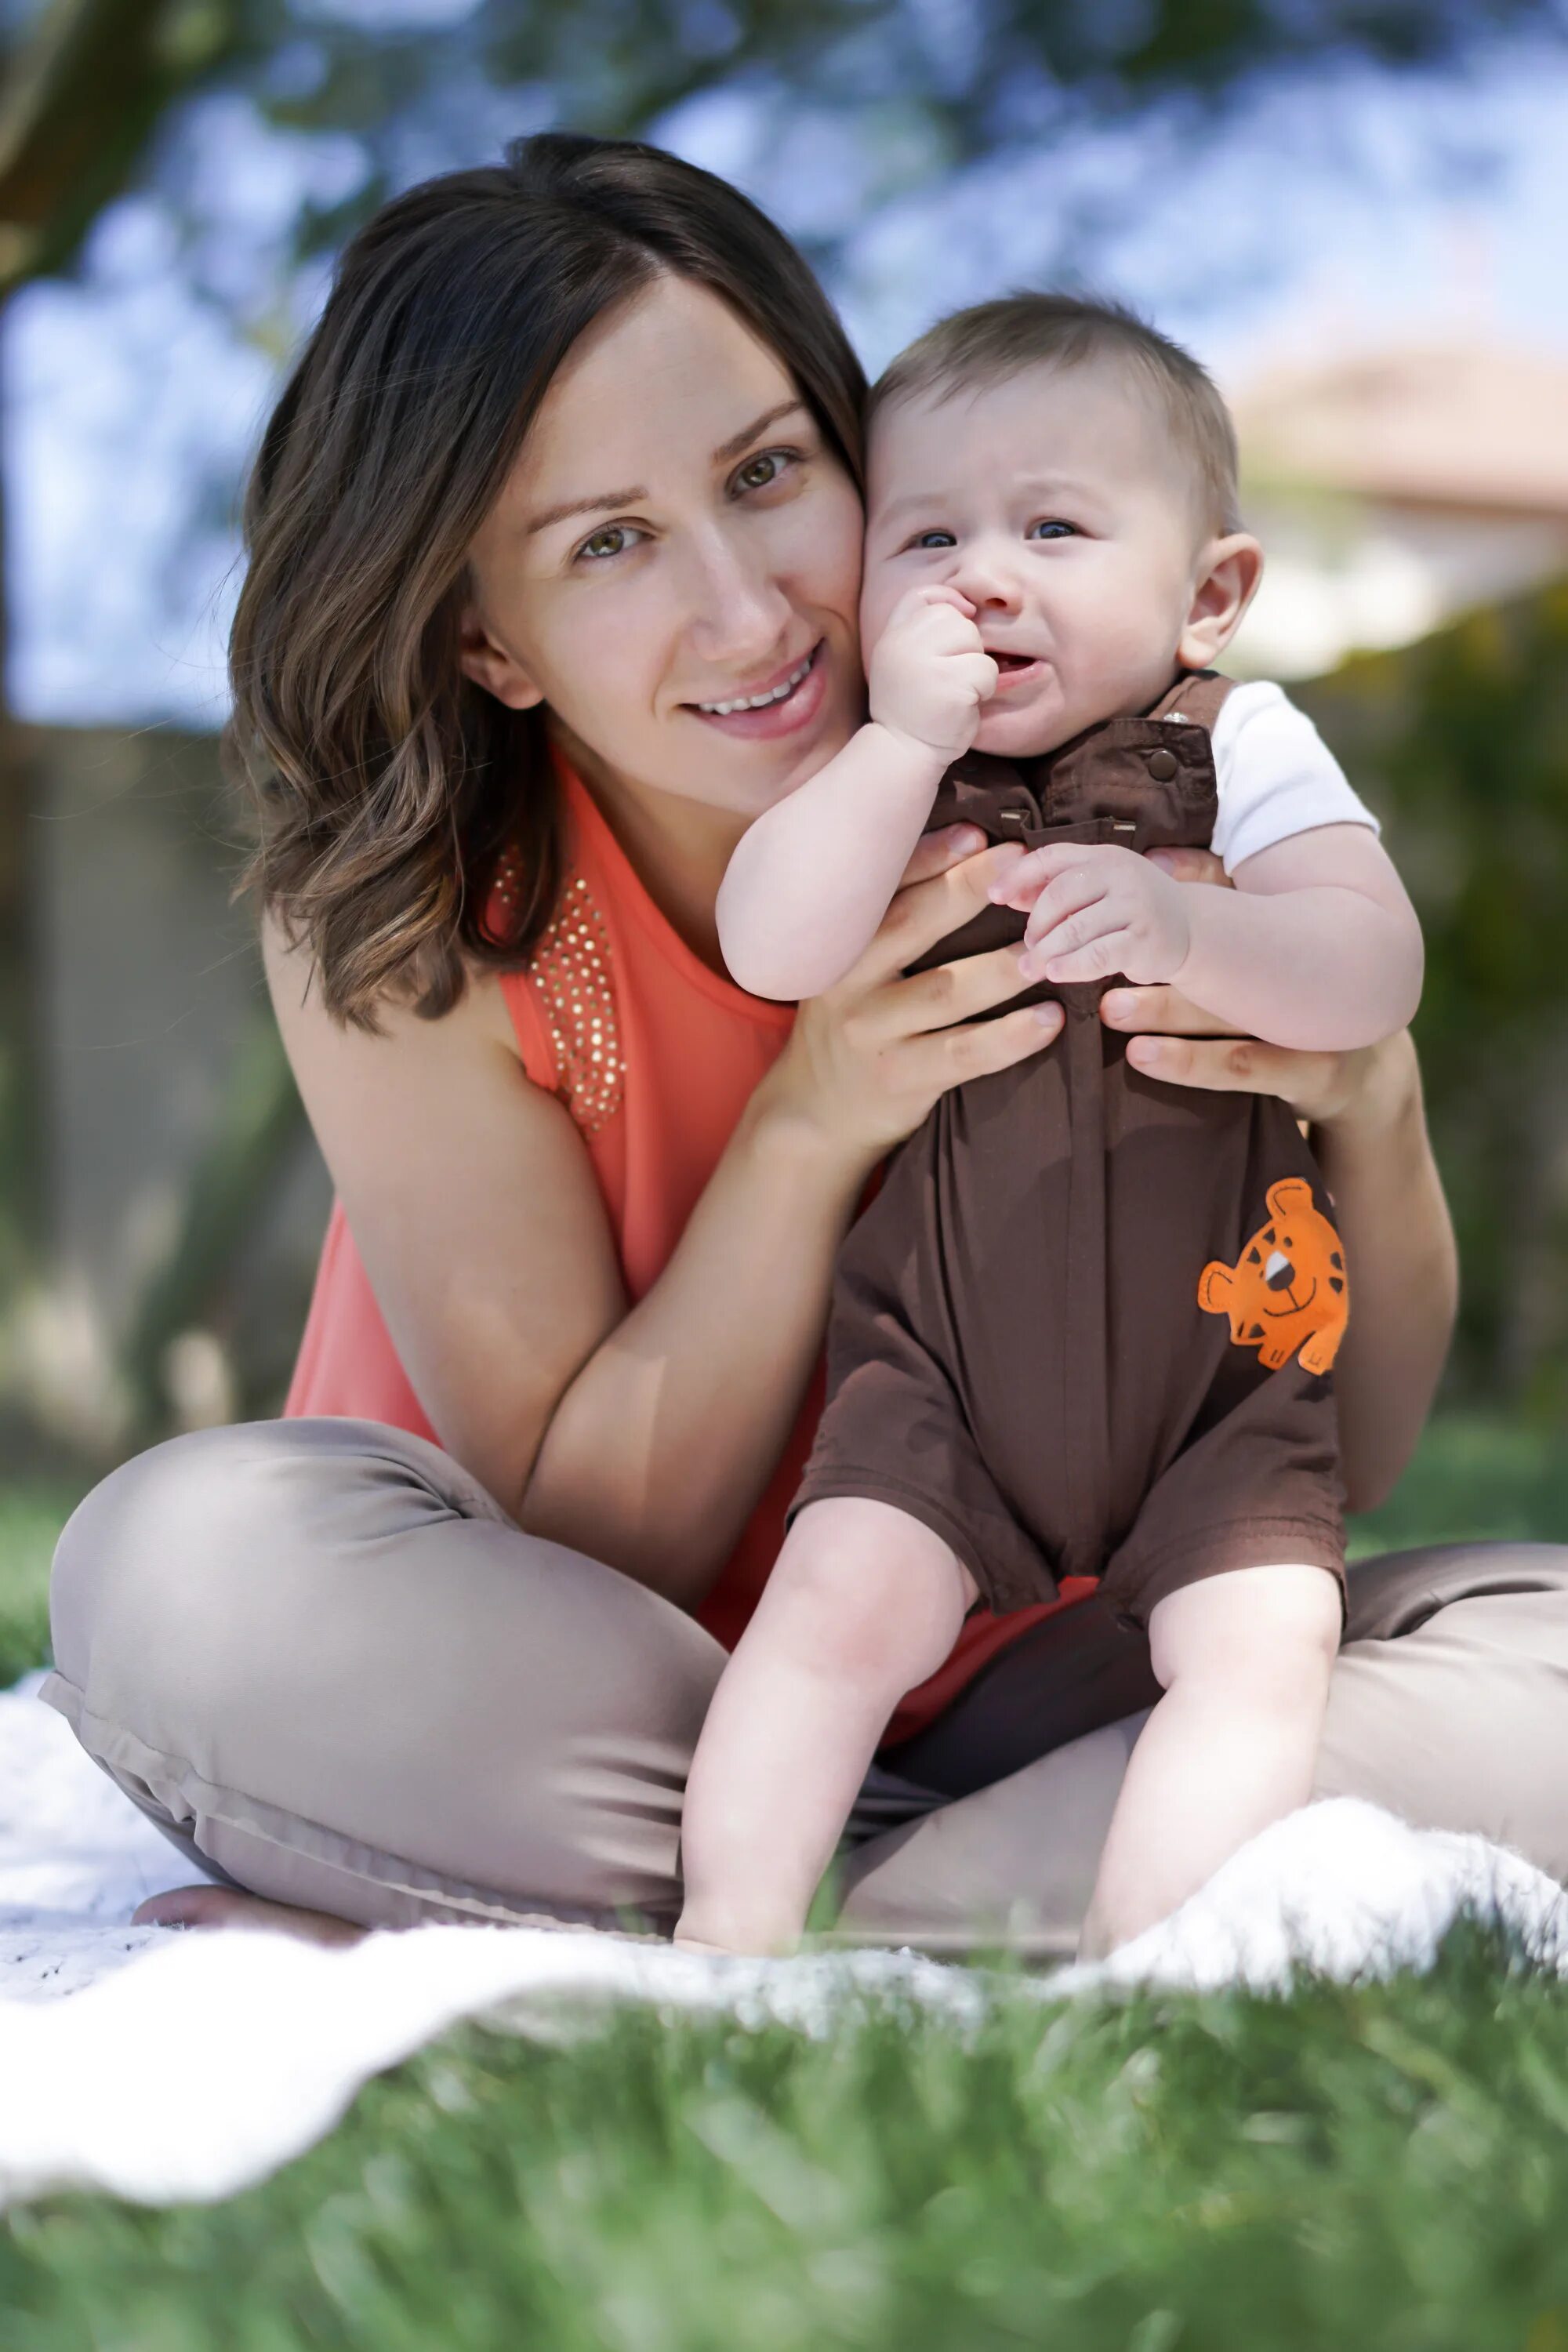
523, 403, 807, 537
712, 398, 808, 463
524, 403, 809, 536
526, 486, 646, 536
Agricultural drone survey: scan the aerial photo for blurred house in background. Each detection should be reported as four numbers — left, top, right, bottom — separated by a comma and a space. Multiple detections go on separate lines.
1230, 339, 1568, 676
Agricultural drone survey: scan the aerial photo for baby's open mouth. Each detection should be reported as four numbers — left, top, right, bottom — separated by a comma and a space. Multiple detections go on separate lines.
985, 651, 1045, 691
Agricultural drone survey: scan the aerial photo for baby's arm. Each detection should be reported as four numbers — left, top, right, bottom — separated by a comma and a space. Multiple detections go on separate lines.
997, 822, 1421, 1052
716, 588, 997, 1001
1079, 1562, 1341, 1960
1159, 822, 1421, 1048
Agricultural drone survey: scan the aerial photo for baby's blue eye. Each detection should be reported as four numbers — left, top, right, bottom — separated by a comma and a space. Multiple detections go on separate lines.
913, 530, 956, 550
1029, 519, 1076, 540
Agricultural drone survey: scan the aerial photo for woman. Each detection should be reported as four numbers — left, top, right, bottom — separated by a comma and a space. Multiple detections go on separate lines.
44, 134, 1568, 1957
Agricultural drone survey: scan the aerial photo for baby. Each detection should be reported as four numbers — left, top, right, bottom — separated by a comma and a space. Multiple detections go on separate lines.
675, 295, 1424, 1961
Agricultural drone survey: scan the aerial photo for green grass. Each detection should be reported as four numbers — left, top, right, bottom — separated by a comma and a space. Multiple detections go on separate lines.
2, 1421, 1565, 2350
4, 1940, 1568, 2350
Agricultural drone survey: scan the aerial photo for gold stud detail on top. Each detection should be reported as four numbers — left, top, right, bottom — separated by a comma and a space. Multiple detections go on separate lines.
516, 865, 624, 1137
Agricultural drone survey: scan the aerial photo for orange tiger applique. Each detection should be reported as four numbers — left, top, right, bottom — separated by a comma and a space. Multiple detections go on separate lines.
1197, 1177, 1348, 1376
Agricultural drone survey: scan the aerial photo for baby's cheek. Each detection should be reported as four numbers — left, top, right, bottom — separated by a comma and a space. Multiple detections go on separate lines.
1091, 583, 1185, 701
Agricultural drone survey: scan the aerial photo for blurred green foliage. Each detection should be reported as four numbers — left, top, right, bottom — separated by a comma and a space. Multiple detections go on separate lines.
0, 1482, 81, 1680
1299, 579, 1568, 1412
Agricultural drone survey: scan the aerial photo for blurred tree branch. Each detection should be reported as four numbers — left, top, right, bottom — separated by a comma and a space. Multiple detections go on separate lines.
0, 0, 237, 292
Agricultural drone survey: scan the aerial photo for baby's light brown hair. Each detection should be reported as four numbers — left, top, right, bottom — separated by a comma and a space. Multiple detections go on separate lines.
869, 292, 1242, 538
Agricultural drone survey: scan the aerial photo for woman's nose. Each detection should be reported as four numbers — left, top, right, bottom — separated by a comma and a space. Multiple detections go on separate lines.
684, 532, 793, 664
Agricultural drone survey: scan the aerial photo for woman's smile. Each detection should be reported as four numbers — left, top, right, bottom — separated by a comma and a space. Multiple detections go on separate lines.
683, 637, 831, 741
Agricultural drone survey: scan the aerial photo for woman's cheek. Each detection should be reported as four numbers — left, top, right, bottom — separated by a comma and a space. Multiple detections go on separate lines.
784, 471, 864, 613
594, 573, 674, 702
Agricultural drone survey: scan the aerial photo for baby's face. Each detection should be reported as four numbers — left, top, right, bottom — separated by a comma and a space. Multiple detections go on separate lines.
862, 359, 1210, 759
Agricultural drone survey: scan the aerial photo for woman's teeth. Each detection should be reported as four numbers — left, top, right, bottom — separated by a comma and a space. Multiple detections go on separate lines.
697, 652, 813, 716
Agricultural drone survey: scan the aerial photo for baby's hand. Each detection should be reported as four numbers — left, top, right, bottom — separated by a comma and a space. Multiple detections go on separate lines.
868, 585, 999, 762
991, 843, 1192, 985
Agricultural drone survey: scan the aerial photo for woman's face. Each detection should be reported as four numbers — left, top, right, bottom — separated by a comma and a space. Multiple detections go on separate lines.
462, 274, 866, 828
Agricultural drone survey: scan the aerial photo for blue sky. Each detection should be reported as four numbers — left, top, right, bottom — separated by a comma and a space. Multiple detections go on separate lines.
6, 33, 1567, 729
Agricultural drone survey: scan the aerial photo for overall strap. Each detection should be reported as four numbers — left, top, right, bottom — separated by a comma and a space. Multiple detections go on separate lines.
1149, 668, 1235, 731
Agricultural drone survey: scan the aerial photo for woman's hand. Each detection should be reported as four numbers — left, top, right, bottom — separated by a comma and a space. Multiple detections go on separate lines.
760, 826, 1058, 1168
1100, 846, 1414, 1138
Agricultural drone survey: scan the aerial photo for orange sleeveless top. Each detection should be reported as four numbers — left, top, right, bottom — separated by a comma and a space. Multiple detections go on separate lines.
284, 757, 1090, 1743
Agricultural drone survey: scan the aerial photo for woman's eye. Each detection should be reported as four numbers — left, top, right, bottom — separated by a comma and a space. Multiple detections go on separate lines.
1029, 519, 1076, 541
575, 524, 643, 563
733, 448, 797, 494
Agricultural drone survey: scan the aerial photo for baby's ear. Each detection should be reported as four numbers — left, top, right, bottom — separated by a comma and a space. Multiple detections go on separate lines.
1177, 532, 1263, 670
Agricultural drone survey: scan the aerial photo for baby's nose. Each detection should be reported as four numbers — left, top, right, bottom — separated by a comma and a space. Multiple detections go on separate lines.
950, 551, 1022, 609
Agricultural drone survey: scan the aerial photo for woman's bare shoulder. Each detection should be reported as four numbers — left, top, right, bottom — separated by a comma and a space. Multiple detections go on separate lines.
260, 906, 625, 1512
261, 905, 520, 1052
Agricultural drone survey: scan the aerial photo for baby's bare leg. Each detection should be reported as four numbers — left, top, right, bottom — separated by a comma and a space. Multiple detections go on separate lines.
1078, 1564, 1342, 1961
675, 1500, 976, 1955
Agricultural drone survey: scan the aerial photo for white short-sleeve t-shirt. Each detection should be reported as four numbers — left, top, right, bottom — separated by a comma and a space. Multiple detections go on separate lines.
1171, 680, 1379, 875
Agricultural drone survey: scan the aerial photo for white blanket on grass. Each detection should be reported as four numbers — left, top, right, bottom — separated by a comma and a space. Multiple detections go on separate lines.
2, 1671, 1564, 2209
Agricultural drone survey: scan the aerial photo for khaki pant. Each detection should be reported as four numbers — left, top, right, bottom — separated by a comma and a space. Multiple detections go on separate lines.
41, 1416, 1568, 1958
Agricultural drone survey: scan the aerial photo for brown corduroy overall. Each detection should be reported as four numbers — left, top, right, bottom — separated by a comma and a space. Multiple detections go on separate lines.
792, 673, 1348, 1631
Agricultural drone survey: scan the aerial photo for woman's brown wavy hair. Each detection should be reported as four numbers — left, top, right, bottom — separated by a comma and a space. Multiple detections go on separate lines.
227, 132, 867, 1031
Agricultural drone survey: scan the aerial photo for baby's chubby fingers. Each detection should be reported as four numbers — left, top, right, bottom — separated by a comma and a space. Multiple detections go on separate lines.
1014, 869, 1113, 979
869, 585, 998, 760
1021, 864, 1112, 949
901, 580, 980, 622
986, 839, 1102, 912
1033, 922, 1136, 987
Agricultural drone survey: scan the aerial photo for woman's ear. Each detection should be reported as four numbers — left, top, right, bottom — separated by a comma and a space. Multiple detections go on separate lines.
459, 604, 546, 711
1177, 532, 1263, 671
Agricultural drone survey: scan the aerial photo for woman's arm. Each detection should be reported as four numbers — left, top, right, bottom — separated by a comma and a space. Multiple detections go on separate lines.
263, 832, 1058, 1610
1102, 974, 1457, 1515
1303, 1032, 1457, 1514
